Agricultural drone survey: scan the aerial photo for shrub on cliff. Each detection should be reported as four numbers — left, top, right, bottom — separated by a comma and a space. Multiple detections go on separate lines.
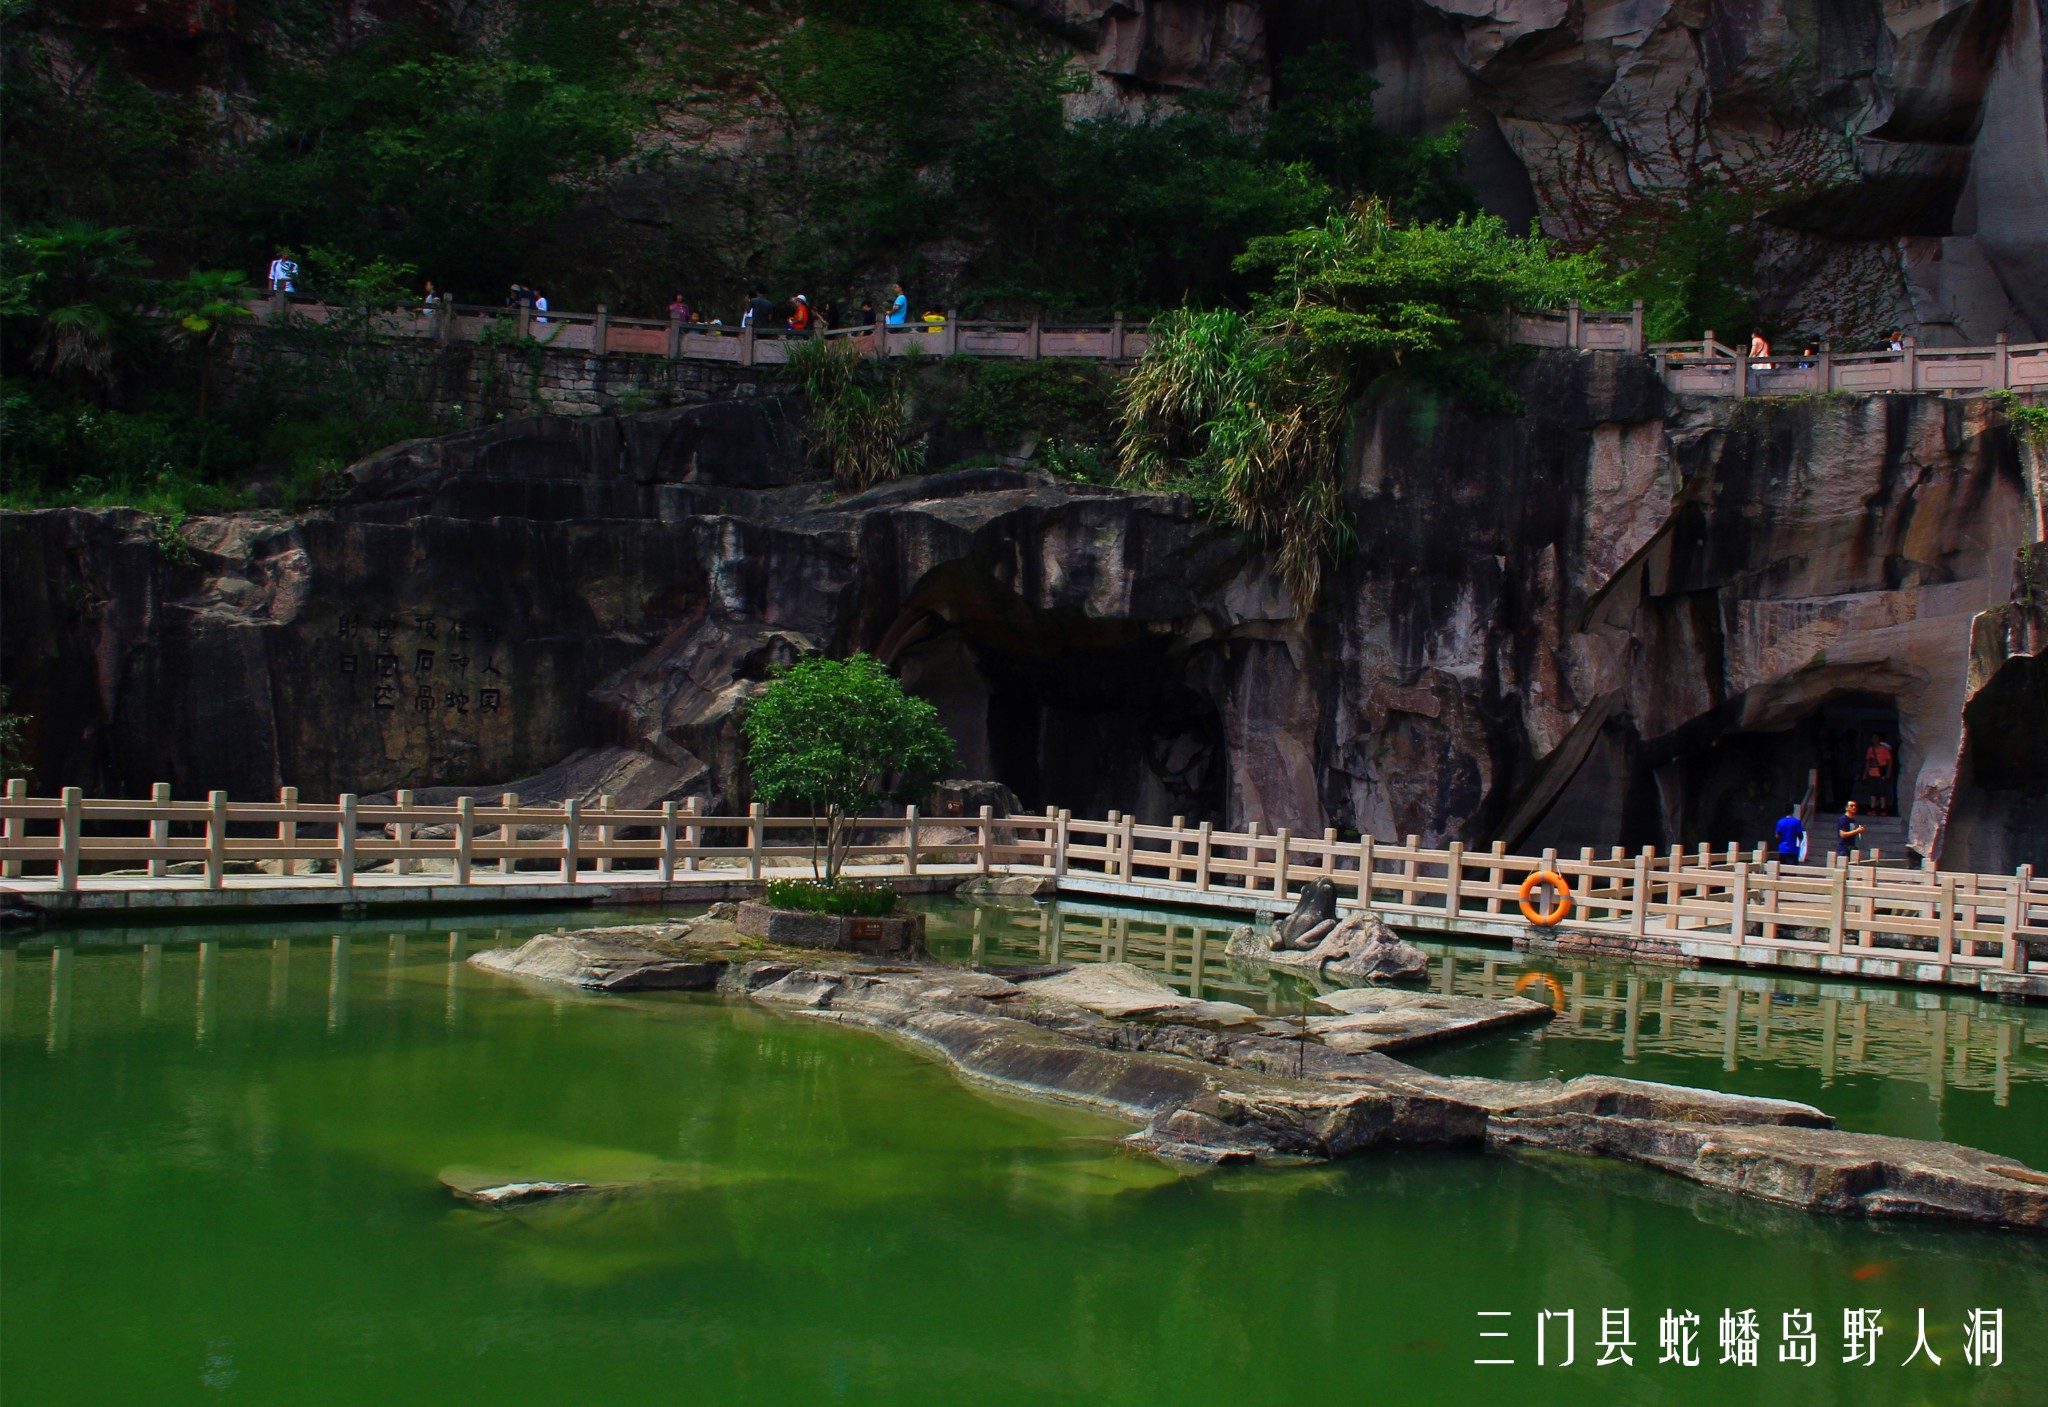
787, 338, 927, 490
742, 654, 956, 882
1120, 198, 1615, 609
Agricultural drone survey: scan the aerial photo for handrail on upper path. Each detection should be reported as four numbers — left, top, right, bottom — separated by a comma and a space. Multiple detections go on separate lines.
236, 291, 2048, 398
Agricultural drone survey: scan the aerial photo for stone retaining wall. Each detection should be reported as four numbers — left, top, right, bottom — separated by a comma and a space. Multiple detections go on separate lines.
219, 325, 779, 421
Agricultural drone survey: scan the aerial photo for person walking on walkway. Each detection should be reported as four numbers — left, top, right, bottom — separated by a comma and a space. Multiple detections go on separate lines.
1863, 734, 1896, 815
886, 282, 908, 326
1837, 800, 1865, 857
1748, 328, 1771, 368
267, 251, 298, 293
742, 287, 772, 328
787, 294, 812, 333
669, 294, 691, 322
1775, 802, 1806, 864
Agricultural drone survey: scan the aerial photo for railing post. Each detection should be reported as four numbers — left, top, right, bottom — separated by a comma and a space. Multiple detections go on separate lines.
1486, 839, 1507, 913
1828, 867, 1849, 954
1444, 840, 1465, 919
394, 789, 414, 876
1170, 815, 1188, 883
1358, 834, 1375, 907
1731, 861, 1750, 942
561, 798, 581, 883
437, 301, 453, 343
944, 309, 959, 357
2, 776, 24, 878
337, 794, 357, 890
661, 801, 678, 883
1272, 827, 1292, 899
1196, 822, 1213, 891
1111, 312, 1125, 360
1118, 812, 1135, 882
144, 781, 171, 878
1628, 298, 1643, 353
1027, 313, 1042, 361
278, 785, 299, 877
1818, 339, 1833, 392
594, 794, 614, 873
667, 314, 682, 360
593, 303, 610, 356
205, 790, 227, 891
516, 303, 532, 340
905, 806, 921, 877
456, 796, 474, 885
2009, 864, 2034, 972
1566, 298, 1582, 349
1630, 848, 1651, 938
1902, 335, 1918, 392
1994, 331, 2010, 391
978, 805, 994, 875
747, 802, 764, 880
1056, 808, 1072, 876
740, 324, 755, 367
1402, 836, 1420, 909
500, 792, 519, 877
1937, 873, 1956, 966
58, 786, 82, 893
683, 795, 700, 872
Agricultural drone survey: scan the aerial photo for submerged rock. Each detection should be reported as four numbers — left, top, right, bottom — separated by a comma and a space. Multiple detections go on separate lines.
956, 875, 1055, 900
1303, 990, 1552, 1054
439, 1171, 593, 1207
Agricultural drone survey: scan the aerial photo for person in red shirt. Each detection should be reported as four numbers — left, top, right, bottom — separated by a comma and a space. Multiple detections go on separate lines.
1863, 735, 1896, 815
787, 294, 812, 333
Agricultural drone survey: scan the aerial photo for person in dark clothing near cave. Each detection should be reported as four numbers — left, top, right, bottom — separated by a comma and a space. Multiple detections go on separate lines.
1837, 800, 1865, 857
1864, 734, 1896, 815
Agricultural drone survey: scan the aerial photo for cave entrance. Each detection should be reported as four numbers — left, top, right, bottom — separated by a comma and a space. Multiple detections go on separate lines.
1659, 691, 1903, 849
1815, 695, 1902, 818
877, 565, 1226, 824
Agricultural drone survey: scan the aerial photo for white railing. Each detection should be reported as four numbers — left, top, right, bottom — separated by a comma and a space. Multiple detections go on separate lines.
4, 783, 2042, 981
1651, 333, 2048, 397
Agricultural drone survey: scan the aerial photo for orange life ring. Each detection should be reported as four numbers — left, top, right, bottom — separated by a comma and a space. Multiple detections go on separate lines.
1514, 971, 1567, 1009
1517, 870, 1574, 927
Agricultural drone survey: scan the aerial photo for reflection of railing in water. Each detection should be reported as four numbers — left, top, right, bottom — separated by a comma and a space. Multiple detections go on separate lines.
933, 902, 2047, 1104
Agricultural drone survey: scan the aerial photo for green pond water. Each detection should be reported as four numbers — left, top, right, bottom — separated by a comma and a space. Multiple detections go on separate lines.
5, 898, 2045, 1405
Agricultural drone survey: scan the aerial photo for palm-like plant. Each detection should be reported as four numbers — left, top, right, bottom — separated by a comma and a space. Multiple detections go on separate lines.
788, 337, 926, 491
11, 224, 151, 400
161, 270, 253, 413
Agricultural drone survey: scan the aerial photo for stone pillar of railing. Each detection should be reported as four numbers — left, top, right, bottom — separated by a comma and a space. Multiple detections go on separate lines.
270, 288, 289, 323
1055, 808, 1071, 875
1630, 848, 1652, 938
740, 325, 755, 367
682, 795, 699, 873
978, 805, 994, 874
1828, 867, 1849, 954
1566, 299, 1581, 349
394, 789, 414, 875
1995, 332, 2010, 391
1444, 840, 1464, 918
437, 302, 454, 344
593, 304, 609, 357
2, 777, 24, 879
1027, 314, 1042, 361
746, 802, 764, 879
1731, 861, 1750, 942
2010, 864, 2036, 972
1818, 339, 1833, 392
456, 796, 475, 884
560, 799, 581, 883
337, 794, 357, 890
594, 794, 613, 873
1111, 313, 1125, 360
1902, 335, 1918, 393
943, 310, 960, 357
59, 787, 82, 894
500, 793, 520, 877
1358, 834, 1374, 906
516, 304, 532, 341
660, 801, 678, 882
279, 786, 299, 877
205, 791, 227, 891
667, 314, 682, 359
905, 806, 920, 877
1629, 299, 1643, 353
1272, 827, 1292, 898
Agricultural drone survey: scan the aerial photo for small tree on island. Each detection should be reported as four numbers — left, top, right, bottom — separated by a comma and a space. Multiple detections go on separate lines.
741, 653, 956, 885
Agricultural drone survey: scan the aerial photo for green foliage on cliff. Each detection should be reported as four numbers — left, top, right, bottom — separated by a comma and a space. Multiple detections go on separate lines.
787, 338, 928, 491
743, 653, 956, 881
1120, 199, 1615, 608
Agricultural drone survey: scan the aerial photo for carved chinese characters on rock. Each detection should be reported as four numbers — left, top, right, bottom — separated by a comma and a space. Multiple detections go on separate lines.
337, 610, 511, 730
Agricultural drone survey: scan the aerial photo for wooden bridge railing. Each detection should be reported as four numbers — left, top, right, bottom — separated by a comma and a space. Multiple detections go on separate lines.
4, 783, 2043, 980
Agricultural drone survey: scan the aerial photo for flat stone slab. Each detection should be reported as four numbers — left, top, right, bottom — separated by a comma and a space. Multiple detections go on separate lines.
1304, 989, 1553, 1053
469, 920, 738, 991
1020, 962, 1260, 1025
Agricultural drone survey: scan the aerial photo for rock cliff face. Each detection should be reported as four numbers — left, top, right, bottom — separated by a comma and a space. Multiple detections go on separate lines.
3, 355, 2041, 864
1036, 0, 2048, 341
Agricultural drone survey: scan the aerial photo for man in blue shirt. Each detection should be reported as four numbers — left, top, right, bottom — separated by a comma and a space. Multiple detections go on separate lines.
886, 281, 908, 326
1774, 803, 1806, 862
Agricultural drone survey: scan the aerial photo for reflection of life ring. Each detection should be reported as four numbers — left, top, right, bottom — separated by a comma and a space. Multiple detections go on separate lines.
1517, 870, 1574, 926
1514, 971, 1567, 1010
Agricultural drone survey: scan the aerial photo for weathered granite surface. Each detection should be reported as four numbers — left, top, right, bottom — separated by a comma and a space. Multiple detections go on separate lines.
1228, 911, 1430, 982
468, 925, 2048, 1228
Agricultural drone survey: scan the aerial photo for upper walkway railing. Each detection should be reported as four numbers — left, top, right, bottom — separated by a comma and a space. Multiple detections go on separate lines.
238, 291, 2048, 397
5, 783, 2043, 988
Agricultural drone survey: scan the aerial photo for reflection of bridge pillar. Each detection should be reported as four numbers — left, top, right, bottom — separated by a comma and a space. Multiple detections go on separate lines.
1928, 1009, 1948, 1100
1755, 990, 1772, 1056
1114, 916, 1129, 964
327, 936, 350, 1033
0, 945, 12, 1034
1439, 953, 1456, 996
387, 935, 406, 998
1820, 997, 1839, 1084
1721, 985, 1741, 1072
196, 940, 218, 1046
446, 933, 468, 1026
1569, 970, 1587, 1025
46, 946, 72, 1054
1623, 976, 1643, 1062
269, 939, 291, 1014
1189, 927, 1206, 1000
1036, 906, 1049, 960
141, 942, 162, 1019
1849, 1004, 1868, 1064
1951, 1012, 1971, 1086
1995, 1023, 2011, 1106
1162, 923, 1177, 979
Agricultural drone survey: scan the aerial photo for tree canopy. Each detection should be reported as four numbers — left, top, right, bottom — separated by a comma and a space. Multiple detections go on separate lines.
741, 654, 956, 881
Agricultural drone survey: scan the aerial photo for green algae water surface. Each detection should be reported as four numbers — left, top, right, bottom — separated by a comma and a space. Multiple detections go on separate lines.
5, 907, 2045, 1407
